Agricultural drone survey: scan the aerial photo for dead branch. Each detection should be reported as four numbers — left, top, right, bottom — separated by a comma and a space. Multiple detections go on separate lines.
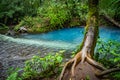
96, 68, 120, 77
101, 14, 120, 27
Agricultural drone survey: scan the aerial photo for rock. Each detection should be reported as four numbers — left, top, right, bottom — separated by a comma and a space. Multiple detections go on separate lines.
5, 30, 15, 36
0, 62, 3, 69
0, 38, 71, 80
18, 26, 27, 33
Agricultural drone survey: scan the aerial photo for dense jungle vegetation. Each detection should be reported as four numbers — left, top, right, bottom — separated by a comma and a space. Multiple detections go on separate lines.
0, 0, 120, 33
0, 0, 120, 80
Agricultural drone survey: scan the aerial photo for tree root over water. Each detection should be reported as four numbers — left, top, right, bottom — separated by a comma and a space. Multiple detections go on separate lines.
59, 52, 120, 80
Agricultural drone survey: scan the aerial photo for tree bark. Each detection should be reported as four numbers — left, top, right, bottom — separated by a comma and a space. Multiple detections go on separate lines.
59, 0, 101, 80
80, 0, 99, 58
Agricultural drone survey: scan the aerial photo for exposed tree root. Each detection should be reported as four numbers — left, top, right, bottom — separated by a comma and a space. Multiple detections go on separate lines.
96, 68, 120, 77
59, 52, 82, 80
59, 52, 120, 80
86, 56, 106, 71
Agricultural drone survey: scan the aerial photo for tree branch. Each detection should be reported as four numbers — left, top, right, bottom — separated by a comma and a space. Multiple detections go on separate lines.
101, 14, 120, 28
96, 68, 120, 77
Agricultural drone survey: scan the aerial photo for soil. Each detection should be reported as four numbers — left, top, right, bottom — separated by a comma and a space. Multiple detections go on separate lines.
62, 61, 102, 80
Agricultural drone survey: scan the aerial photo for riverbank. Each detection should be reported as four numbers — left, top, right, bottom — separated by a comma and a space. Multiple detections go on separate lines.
0, 39, 73, 80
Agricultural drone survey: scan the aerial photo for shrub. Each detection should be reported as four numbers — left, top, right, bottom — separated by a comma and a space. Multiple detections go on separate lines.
14, 1, 72, 33
7, 50, 64, 80
6, 68, 22, 80
22, 51, 64, 79
95, 39, 120, 79
14, 16, 43, 32
37, 1, 71, 28
95, 39, 120, 68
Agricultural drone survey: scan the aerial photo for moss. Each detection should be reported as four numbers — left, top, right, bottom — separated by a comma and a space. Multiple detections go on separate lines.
76, 0, 99, 56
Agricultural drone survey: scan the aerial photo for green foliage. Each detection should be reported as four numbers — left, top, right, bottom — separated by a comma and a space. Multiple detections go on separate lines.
0, 0, 24, 24
15, 16, 42, 29
99, 0, 120, 18
14, 16, 47, 33
95, 39, 120, 79
6, 68, 22, 80
22, 51, 64, 79
0, 0, 42, 24
7, 51, 64, 80
112, 73, 120, 80
0, 0, 120, 29
37, 1, 71, 28
22, 0, 41, 16
12, 0, 89, 33
0, 23, 9, 30
99, 0, 115, 17
85, 75, 90, 80
0, 23, 9, 33
95, 39, 120, 68
14, 0, 72, 33
74, 1, 88, 22
63, 0, 88, 26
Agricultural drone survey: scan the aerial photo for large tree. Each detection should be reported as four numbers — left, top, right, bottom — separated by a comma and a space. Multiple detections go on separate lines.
59, 0, 120, 80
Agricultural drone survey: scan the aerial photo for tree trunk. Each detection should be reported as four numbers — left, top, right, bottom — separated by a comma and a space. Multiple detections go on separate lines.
59, 0, 120, 80
80, 0, 99, 58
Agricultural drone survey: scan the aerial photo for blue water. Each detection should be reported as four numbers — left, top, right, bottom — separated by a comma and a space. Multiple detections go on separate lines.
21, 26, 120, 44
0, 26, 120, 49
21, 27, 84, 44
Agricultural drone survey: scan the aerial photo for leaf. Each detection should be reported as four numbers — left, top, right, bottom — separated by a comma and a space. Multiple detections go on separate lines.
114, 58, 120, 62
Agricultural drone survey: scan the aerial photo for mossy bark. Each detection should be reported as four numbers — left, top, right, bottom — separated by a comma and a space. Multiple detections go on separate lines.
59, 0, 102, 80
81, 0, 99, 57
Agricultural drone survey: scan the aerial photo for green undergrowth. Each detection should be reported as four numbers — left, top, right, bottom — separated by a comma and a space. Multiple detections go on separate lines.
14, 1, 71, 33
95, 39, 120, 68
7, 50, 64, 80
7, 68, 22, 80
1, 0, 120, 33
95, 39, 120, 79
14, 1, 88, 33
0, 23, 9, 33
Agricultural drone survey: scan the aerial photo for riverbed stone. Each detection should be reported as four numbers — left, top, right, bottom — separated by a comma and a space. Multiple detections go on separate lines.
0, 40, 72, 80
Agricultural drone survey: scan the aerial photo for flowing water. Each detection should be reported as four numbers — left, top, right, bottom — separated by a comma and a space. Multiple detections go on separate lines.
0, 26, 120, 80
1, 26, 120, 50
20, 26, 120, 44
